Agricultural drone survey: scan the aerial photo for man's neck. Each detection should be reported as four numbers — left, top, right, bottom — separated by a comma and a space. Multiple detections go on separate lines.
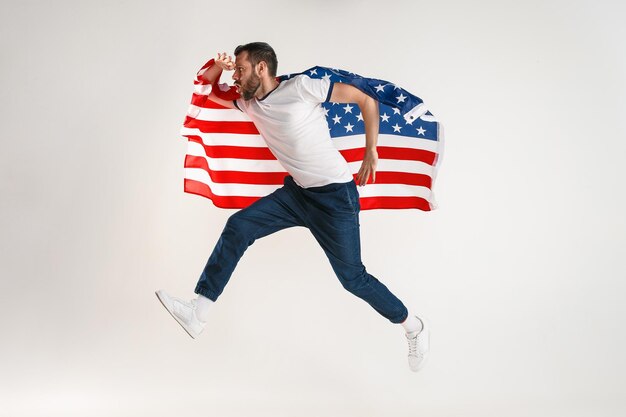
255, 78, 280, 99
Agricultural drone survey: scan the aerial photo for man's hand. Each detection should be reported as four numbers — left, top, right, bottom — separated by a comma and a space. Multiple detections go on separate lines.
215, 52, 235, 71
200, 52, 234, 84
356, 148, 378, 186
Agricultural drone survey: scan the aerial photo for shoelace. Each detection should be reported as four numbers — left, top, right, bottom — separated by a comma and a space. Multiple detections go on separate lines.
407, 334, 419, 357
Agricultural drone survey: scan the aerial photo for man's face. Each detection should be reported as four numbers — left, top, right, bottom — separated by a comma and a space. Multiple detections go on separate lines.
232, 52, 261, 101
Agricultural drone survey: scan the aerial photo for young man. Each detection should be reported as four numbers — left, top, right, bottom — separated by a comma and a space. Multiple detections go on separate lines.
156, 42, 429, 372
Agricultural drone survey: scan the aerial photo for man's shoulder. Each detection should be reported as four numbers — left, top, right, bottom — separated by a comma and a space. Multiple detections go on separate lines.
280, 74, 305, 88
282, 74, 330, 95
281, 74, 327, 86
273, 75, 307, 98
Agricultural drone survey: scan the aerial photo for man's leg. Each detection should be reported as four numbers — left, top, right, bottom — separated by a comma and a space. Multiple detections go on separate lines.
195, 183, 305, 301
156, 180, 305, 338
301, 180, 408, 323
300, 180, 429, 371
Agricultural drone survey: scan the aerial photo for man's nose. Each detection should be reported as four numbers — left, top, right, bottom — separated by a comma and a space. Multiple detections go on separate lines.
232, 72, 238, 81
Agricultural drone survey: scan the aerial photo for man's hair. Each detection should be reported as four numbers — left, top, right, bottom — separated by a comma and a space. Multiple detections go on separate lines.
234, 42, 278, 77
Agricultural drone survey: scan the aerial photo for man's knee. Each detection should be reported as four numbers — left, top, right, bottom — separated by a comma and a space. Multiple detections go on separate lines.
338, 267, 370, 293
223, 211, 253, 241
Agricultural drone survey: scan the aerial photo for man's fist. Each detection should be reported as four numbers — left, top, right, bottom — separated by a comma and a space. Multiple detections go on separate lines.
215, 52, 235, 71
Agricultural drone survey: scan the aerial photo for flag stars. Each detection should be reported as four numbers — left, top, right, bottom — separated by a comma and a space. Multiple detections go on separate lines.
396, 93, 407, 103
374, 84, 385, 93
332, 114, 342, 124
356, 112, 364, 122
416, 126, 426, 136
322, 73, 332, 82
380, 112, 390, 122
309, 68, 317, 75
392, 108, 401, 115
343, 104, 354, 114
322, 107, 329, 116
392, 123, 402, 132
344, 122, 354, 133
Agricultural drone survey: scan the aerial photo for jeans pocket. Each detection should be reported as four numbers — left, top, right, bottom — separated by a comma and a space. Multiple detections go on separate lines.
344, 182, 360, 215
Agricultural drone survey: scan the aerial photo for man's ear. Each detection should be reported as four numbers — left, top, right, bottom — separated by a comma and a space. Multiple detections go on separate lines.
257, 61, 267, 76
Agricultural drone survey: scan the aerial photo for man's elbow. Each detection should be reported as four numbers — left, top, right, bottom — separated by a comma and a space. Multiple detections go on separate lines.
359, 94, 377, 110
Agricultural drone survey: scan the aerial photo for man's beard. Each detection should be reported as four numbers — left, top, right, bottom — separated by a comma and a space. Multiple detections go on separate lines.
238, 73, 261, 100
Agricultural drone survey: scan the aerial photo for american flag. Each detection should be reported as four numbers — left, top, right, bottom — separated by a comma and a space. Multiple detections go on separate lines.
181, 60, 444, 210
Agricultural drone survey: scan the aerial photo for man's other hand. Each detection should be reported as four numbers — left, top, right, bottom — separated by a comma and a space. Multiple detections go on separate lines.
356, 149, 378, 186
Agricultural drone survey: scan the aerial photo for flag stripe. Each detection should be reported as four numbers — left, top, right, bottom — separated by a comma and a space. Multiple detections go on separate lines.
184, 179, 432, 211
183, 117, 260, 134
190, 93, 236, 109
185, 169, 284, 196
192, 84, 212, 95
185, 156, 288, 184
182, 132, 268, 148
182, 129, 440, 152
185, 167, 434, 199
184, 179, 261, 208
339, 147, 436, 165
186, 135, 435, 164
185, 155, 432, 187
359, 196, 432, 211
185, 141, 436, 175
189, 105, 253, 122
188, 143, 277, 160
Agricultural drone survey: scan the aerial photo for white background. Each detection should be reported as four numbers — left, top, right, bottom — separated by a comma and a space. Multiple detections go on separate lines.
1, 0, 625, 416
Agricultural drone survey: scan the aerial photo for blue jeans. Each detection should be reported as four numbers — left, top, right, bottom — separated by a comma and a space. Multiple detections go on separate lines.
195, 176, 408, 323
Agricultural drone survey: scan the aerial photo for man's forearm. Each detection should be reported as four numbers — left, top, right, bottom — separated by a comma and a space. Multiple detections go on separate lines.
360, 96, 379, 151
200, 64, 223, 84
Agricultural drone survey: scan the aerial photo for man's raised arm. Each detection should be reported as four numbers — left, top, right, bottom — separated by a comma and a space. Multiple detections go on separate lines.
200, 52, 237, 109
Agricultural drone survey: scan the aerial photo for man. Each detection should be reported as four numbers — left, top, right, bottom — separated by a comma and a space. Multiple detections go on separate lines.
156, 42, 429, 372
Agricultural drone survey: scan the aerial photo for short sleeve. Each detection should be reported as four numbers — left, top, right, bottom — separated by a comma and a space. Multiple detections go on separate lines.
295, 75, 334, 103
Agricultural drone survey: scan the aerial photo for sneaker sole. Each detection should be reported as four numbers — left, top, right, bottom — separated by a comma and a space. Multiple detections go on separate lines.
155, 290, 197, 339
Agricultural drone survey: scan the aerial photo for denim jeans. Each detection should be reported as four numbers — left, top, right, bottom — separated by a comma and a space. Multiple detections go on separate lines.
195, 176, 408, 323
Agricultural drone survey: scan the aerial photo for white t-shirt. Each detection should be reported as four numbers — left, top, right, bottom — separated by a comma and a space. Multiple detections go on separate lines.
234, 75, 353, 188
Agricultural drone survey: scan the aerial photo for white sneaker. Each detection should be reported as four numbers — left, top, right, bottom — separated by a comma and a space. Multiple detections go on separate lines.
155, 290, 206, 339
406, 316, 429, 372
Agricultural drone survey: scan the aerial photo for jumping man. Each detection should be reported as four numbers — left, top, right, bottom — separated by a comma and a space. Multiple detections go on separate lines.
156, 42, 430, 372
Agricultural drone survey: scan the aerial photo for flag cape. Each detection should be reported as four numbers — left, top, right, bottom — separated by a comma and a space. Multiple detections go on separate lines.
181, 59, 444, 210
